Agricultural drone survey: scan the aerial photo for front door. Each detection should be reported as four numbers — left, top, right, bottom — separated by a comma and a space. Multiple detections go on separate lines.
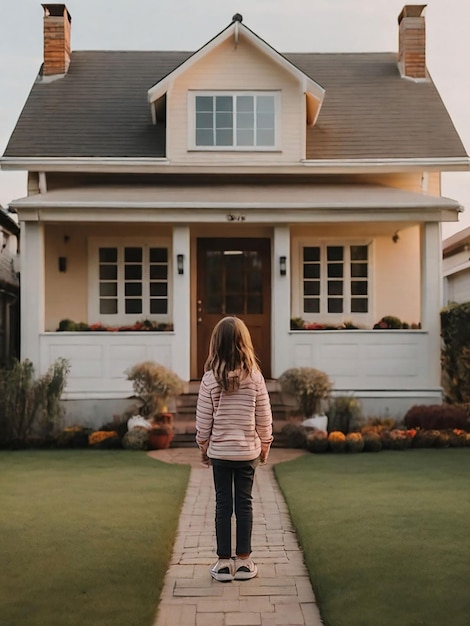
197, 238, 271, 377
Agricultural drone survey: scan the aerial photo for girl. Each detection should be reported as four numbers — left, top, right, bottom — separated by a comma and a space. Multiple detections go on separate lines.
196, 316, 273, 582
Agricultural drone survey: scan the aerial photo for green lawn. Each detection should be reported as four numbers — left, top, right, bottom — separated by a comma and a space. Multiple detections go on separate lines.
275, 448, 470, 626
0, 450, 190, 626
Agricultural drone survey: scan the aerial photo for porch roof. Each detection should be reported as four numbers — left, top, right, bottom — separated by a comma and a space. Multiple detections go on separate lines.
11, 183, 462, 222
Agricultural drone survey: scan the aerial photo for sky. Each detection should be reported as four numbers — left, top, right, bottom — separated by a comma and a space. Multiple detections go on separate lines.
1, 0, 469, 238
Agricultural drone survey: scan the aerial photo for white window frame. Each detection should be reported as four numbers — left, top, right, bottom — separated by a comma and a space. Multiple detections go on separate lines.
188, 91, 281, 151
88, 237, 172, 326
293, 239, 374, 326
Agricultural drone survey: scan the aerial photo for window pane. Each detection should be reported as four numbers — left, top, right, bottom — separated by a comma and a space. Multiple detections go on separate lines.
125, 248, 142, 263
304, 298, 320, 313
328, 281, 343, 296
149, 248, 168, 263
196, 112, 213, 129
216, 112, 232, 128
257, 112, 274, 129
304, 281, 320, 296
304, 265, 320, 279
196, 129, 214, 146
351, 281, 368, 296
226, 295, 244, 314
150, 283, 168, 297
304, 247, 320, 262
125, 282, 142, 297
328, 298, 343, 313
247, 295, 263, 314
100, 265, 117, 280
150, 300, 168, 314
125, 265, 142, 280
351, 245, 368, 261
150, 265, 168, 280
216, 129, 233, 146
216, 96, 233, 112
327, 246, 343, 261
327, 264, 343, 278
125, 299, 142, 314
237, 112, 254, 129
237, 96, 254, 112
206, 291, 223, 314
100, 299, 117, 314
99, 248, 117, 263
351, 263, 368, 278
100, 283, 117, 297
237, 129, 254, 146
257, 95, 274, 113
196, 96, 213, 112
351, 298, 368, 313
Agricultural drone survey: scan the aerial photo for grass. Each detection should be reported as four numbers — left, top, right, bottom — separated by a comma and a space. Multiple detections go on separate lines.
275, 448, 470, 626
0, 450, 190, 626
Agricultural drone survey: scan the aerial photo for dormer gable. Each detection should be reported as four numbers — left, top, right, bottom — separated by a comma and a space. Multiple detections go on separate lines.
147, 14, 325, 129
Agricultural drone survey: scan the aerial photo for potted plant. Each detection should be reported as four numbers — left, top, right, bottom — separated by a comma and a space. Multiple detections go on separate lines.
278, 367, 333, 432
125, 361, 184, 449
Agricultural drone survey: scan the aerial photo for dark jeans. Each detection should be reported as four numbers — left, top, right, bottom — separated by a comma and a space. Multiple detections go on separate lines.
211, 459, 258, 558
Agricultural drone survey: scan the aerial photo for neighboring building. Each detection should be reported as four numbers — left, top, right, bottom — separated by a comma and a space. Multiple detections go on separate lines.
443, 225, 470, 305
0, 207, 19, 366
1, 4, 469, 423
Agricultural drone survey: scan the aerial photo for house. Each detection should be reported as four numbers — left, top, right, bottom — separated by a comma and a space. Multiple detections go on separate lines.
0, 207, 20, 367
1, 4, 469, 425
443, 225, 470, 305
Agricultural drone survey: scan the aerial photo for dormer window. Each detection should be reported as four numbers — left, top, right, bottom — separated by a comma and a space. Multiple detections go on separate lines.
190, 91, 279, 150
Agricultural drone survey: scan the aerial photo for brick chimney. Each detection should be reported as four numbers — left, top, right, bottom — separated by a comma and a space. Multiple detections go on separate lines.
398, 5, 427, 79
42, 4, 72, 76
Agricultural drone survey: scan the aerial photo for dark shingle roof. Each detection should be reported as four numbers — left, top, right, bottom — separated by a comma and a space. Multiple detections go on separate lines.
3, 50, 467, 160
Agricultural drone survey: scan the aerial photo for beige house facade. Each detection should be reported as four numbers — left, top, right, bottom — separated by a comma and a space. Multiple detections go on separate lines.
1, 4, 469, 423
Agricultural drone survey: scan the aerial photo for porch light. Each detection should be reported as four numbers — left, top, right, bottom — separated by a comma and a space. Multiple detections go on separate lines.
177, 254, 184, 275
279, 256, 287, 276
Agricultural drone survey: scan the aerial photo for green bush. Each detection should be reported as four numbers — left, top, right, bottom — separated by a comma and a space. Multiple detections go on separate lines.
122, 429, 149, 450
306, 430, 329, 453
281, 423, 308, 449
0, 358, 70, 447
441, 302, 470, 403
327, 396, 362, 434
362, 432, 383, 452
346, 432, 364, 453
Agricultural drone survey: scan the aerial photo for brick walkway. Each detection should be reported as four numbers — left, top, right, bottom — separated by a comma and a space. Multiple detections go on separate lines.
148, 448, 324, 626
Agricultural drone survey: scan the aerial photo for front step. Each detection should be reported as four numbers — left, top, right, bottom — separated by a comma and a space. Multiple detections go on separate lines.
172, 380, 298, 448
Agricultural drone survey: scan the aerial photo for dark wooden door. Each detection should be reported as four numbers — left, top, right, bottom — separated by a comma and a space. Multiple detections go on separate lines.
197, 238, 271, 377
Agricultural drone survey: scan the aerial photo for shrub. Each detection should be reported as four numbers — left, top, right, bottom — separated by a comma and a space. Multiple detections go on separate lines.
125, 361, 184, 417
306, 430, 329, 453
278, 367, 333, 417
281, 423, 307, 449
441, 302, 470, 403
362, 432, 382, 452
386, 429, 410, 451
56, 426, 90, 448
122, 429, 149, 450
89, 431, 119, 447
346, 432, 364, 452
373, 315, 404, 329
404, 404, 470, 431
328, 431, 346, 452
361, 416, 399, 434
0, 358, 70, 447
327, 396, 362, 434
449, 429, 467, 447
412, 429, 441, 448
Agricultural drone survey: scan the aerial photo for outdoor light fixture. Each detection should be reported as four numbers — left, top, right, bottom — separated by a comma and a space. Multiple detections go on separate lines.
58, 256, 67, 273
279, 256, 287, 276
177, 254, 184, 275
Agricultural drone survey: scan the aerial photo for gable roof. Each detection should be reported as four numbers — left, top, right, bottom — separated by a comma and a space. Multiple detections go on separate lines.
2, 50, 468, 164
147, 18, 325, 125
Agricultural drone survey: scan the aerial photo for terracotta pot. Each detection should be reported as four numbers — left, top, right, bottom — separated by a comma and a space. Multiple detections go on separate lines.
148, 427, 174, 450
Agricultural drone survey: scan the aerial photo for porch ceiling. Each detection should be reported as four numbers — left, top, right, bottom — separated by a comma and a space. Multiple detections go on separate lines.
11, 184, 462, 223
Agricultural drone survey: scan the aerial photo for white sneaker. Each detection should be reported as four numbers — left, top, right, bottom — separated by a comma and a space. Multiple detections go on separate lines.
233, 557, 258, 580
209, 558, 233, 582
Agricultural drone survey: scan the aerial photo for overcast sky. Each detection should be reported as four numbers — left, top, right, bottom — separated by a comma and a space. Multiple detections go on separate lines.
1, 0, 469, 237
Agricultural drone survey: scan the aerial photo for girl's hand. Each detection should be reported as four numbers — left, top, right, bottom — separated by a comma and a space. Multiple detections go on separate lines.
201, 451, 210, 467
260, 442, 271, 464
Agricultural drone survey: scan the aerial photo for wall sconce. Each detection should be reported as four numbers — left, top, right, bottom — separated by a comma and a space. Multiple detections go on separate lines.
279, 256, 287, 276
177, 254, 184, 275
58, 256, 67, 273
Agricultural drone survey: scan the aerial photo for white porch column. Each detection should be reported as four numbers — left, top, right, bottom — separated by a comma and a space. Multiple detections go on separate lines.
272, 226, 291, 378
420, 221, 442, 388
20, 221, 45, 370
172, 226, 190, 381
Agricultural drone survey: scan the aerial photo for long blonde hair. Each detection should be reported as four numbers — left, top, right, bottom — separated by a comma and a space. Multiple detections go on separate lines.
204, 317, 259, 391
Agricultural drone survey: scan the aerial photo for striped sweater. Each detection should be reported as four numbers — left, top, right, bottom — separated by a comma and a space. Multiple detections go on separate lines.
195, 369, 273, 462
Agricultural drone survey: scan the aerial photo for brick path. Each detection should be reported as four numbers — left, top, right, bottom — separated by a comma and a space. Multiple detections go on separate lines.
148, 448, 324, 626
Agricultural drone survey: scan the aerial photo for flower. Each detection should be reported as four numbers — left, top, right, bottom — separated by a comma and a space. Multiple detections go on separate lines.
89, 431, 118, 445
